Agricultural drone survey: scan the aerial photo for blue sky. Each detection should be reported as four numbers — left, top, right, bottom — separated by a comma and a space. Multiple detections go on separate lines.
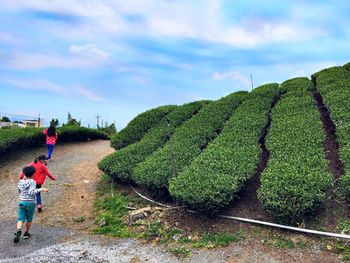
1, 0, 349, 129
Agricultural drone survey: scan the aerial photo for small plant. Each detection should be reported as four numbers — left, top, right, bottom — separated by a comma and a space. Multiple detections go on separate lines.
335, 242, 350, 261
338, 218, 350, 233
192, 231, 244, 248
73, 216, 86, 222
166, 246, 191, 258
272, 237, 295, 249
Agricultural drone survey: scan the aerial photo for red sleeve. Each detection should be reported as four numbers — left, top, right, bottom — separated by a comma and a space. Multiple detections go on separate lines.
43, 129, 48, 135
43, 165, 56, 180
19, 172, 24, 179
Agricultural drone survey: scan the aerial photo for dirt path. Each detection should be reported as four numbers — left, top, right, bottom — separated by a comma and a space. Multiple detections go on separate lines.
0, 141, 346, 262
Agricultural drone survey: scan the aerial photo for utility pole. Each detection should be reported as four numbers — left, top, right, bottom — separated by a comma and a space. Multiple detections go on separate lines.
250, 73, 254, 91
38, 113, 41, 128
95, 113, 101, 128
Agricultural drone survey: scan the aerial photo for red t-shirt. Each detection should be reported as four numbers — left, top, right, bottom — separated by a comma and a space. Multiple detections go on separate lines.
19, 161, 56, 185
43, 129, 58, 145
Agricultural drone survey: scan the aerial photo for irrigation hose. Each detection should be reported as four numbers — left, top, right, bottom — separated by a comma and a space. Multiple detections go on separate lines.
130, 185, 350, 240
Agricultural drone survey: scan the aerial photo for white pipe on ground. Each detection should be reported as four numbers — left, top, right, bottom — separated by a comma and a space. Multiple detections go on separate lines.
131, 186, 350, 240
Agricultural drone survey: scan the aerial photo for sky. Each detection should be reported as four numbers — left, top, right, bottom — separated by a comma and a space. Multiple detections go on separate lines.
1, 0, 349, 129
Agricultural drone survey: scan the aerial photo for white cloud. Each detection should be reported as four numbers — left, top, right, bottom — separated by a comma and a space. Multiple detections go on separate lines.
213, 70, 251, 86
4, 78, 104, 101
6, 52, 85, 70
5, 78, 69, 95
5, 44, 108, 70
274, 61, 339, 79
73, 85, 103, 101
70, 44, 109, 61
1, 1, 328, 47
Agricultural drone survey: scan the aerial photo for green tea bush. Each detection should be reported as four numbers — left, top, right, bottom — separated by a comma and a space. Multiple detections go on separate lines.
258, 78, 332, 225
170, 84, 280, 213
98, 101, 208, 182
133, 91, 249, 190
0, 126, 108, 155
110, 105, 177, 150
314, 65, 350, 198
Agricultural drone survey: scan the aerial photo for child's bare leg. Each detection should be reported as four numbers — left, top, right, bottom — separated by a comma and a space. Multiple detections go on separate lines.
25, 221, 32, 233
16, 221, 23, 230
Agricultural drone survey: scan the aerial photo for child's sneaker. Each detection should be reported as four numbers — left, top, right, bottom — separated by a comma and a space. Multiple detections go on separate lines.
37, 204, 42, 212
23, 232, 31, 239
13, 230, 22, 243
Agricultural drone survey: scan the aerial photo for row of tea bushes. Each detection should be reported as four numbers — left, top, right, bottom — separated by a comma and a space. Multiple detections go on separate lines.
133, 91, 249, 190
110, 105, 177, 150
98, 101, 207, 182
314, 65, 350, 198
0, 126, 108, 155
0, 127, 43, 154
170, 84, 280, 213
258, 78, 332, 225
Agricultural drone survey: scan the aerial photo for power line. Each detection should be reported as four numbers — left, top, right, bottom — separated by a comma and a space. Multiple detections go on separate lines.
0, 112, 39, 119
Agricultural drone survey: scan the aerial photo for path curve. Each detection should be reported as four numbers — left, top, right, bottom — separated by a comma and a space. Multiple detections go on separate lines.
0, 141, 344, 262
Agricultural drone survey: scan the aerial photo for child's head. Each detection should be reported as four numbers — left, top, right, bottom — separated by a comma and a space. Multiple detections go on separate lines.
22, 166, 35, 178
34, 155, 48, 164
47, 125, 56, 136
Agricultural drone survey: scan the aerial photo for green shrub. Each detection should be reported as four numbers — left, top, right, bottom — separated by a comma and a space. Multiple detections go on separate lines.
258, 78, 332, 225
314, 66, 350, 199
110, 105, 177, 150
170, 84, 280, 213
0, 126, 108, 155
98, 101, 208, 182
133, 91, 249, 190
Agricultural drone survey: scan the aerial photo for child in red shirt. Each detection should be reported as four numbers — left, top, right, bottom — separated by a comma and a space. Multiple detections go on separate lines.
43, 125, 58, 160
20, 155, 56, 212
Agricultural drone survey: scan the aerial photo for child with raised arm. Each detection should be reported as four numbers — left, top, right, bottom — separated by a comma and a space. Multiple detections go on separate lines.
14, 166, 48, 243
20, 155, 56, 212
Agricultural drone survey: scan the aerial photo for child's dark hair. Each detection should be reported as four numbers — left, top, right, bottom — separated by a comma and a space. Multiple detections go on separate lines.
47, 125, 56, 137
34, 155, 47, 163
23, 166, 35, 177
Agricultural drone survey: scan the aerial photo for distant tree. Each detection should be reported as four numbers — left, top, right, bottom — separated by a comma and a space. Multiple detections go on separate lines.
50, 118, 59, 127
1, 116, 10, 122
99, 122, 117, 136
65, 112, 81, 126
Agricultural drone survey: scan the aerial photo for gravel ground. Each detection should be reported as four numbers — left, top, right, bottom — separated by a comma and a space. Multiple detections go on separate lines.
0, 140, 345, 263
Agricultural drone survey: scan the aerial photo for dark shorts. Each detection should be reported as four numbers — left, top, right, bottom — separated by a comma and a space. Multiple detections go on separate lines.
18, 201, 35, 222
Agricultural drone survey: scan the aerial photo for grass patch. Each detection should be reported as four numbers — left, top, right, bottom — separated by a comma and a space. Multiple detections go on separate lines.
165, 246, 191, 258
137, 220, 183, 244
335, 242, 350, 261
73, 216, 86, 222
191, 231, 245, 248
338, 218, 350, 232
272, 237, 295, 249
93, 174, 132, 237
93, 194, 131, 237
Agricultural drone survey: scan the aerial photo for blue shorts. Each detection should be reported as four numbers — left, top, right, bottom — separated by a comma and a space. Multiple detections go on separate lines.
18, 201, 35, 222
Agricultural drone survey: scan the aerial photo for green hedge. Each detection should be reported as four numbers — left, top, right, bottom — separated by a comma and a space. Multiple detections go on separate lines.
132, 91, 249, 190
258, 78, 332, 225
98, 101, 208, 182
110, 105, 177, 150
0, 126, 108, 155
169, 84, 280, 213
314, 65, 350, 198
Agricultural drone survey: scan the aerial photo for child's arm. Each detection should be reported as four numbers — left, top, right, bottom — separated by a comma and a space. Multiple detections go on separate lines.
28, 181, 42, 195
43, 129, 47, 135
19, 172, 24, 180
43, 165, 56, 180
